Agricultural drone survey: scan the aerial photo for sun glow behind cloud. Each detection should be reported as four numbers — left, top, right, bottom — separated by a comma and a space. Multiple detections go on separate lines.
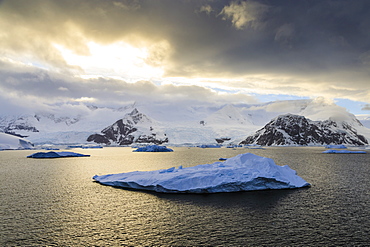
54, 42, 164, 80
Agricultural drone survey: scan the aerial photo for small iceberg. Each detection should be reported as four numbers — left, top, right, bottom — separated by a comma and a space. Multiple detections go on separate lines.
325, 144, 347, 149
323, 150, 366, 154
198, 144, 221, 148
27, 151, 90, 158
226, 145, 242, 148
93, 153, 310, 193
82, 145, 103, 149
67, 145, 83, 149
133, 145, 173, 152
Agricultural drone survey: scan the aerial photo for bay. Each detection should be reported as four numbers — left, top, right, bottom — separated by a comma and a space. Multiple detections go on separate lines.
1, 147, 369, 246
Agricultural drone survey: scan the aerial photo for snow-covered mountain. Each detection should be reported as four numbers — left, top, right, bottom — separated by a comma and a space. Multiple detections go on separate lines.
204, 104, 253, 126
0, 97, 369, 146
87, 109, 168, 145
0, 106, 133, 144
240, 114, 368, 146
0, 115, 39, 136
356, 115, 370, 129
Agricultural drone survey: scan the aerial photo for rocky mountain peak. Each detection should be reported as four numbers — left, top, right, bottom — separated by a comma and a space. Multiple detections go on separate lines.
87, 108, 167, 145
240, 114, 368, 146
125, 108, 151, 125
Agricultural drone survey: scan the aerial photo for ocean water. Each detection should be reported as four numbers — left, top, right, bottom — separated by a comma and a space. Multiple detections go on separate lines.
1, 147, 369, 246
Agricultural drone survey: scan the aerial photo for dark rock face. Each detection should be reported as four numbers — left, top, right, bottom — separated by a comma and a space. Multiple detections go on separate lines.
215, 138, 231, 144
240, 114, 368, 146
5, 131, 29, 138
87, 109, 168, 145
0, 117, 39, 134
86, 134, 110, 144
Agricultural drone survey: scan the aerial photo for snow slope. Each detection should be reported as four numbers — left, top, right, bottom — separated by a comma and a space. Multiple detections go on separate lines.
0, 132, 34, 150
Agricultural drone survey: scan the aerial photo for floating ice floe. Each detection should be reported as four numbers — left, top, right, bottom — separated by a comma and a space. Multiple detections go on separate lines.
325, 144, 347, 149
198, 144, 221, 148
82, 145, 103, 149
133, 145, 173, 152
322, 149, 366, 154
93, 153, 310, 193
27, 151, 90, 158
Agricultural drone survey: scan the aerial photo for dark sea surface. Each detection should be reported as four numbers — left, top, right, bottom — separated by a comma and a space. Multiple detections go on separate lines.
1, 147, 369, 246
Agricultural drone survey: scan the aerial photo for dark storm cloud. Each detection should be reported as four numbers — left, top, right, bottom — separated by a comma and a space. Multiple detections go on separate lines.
0, 0, 370, 104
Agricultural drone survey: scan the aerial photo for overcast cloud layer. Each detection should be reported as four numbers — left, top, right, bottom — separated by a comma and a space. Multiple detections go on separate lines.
0, 0, 370, 114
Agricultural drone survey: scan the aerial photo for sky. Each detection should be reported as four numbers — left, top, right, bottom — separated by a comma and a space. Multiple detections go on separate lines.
1, 0, 370, 116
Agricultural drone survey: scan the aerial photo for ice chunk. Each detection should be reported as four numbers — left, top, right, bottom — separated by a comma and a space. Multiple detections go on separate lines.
93, 153, 310, 193
197, 144, 221, 148
323, 150, 366, 154
82, 145, 103, 149
133, 145, 173, 152
27, 151, 90, 158
325, 144, 347, 149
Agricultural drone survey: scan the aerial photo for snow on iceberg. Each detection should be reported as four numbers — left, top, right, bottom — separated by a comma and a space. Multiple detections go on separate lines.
27, 151, 90, 158
323, 150, 366, 154
93, 153, 310, 193
0, 132, 34, 150
325, 144, 347, 149
133, 145, 173, 152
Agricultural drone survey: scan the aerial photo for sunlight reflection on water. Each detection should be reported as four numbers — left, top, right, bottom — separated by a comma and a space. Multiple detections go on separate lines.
1, 147, 369, 246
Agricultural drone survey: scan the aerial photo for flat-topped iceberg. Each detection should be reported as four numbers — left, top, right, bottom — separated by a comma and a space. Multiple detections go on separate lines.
323, 150, 366, 154
27, 151, 90, 158
133, 145, 173, 152
93, 153, 310, 193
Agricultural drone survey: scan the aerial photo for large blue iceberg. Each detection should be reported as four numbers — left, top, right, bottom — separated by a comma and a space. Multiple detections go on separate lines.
27, 151, 90, 158
323, 150, 366, 154
93, 153, 310, 193
133, 145, 173, 152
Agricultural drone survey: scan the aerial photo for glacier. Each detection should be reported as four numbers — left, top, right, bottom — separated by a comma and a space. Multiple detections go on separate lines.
93, 153, 310, 193
0, 132, 34, 150
27, 151, 90, 158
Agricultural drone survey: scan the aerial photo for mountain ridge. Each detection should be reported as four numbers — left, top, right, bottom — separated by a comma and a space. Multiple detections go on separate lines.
240, 114, 368, 146
87, 108, 168, 145
0, 98, 369, 145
